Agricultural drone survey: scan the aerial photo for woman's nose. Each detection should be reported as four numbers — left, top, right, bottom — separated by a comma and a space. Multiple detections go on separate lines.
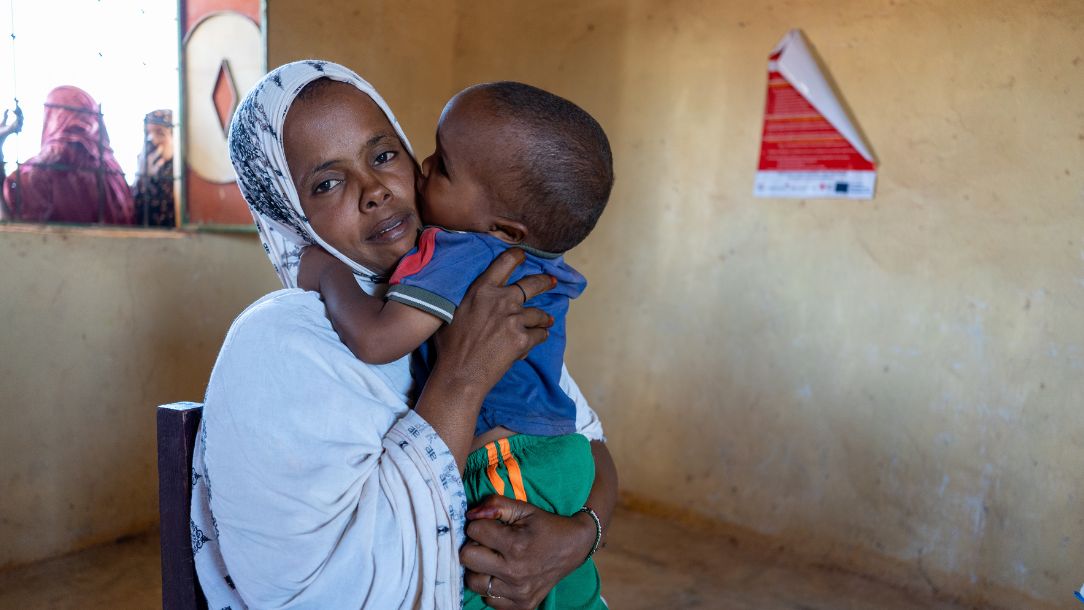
360, 180, 391, 211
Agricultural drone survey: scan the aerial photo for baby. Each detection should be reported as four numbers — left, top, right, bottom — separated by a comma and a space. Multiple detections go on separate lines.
302, 81, 613, 609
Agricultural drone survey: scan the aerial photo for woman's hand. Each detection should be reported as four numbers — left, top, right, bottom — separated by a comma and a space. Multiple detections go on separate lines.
431, 248, 555, 395
146, 146, 170, 174
415, 248, 556, 470
0, 106, 23, 142
460, 495, 597, 609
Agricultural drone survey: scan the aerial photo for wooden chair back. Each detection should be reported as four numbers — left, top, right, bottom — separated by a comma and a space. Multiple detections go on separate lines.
156, 402, 208, 610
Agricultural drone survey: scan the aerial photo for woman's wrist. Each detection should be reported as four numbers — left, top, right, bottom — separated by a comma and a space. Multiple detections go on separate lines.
569, 509, 602, 566
414, 362, 489, 471
576, 506, 604, 561
425, 360, 491, 407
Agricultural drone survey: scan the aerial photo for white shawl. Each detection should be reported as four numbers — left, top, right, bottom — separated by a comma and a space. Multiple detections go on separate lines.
191, 60, 604, 609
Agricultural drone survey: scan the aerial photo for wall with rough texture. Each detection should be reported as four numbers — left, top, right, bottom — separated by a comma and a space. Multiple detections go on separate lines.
2, 2, 1079, 607
0, 227, 277, 568
270, 1, 1082, 607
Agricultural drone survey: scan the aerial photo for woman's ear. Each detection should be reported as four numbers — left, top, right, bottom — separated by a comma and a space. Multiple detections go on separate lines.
488, 217, 528, 245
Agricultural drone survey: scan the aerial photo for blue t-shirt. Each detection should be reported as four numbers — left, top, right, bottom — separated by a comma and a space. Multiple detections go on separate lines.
387, 227, 586, 437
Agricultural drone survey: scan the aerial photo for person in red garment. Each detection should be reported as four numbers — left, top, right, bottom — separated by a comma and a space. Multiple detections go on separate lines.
1, 86, 134, 224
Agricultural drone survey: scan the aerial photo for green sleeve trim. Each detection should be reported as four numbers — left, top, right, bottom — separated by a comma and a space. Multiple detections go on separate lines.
386, 284, 456, 324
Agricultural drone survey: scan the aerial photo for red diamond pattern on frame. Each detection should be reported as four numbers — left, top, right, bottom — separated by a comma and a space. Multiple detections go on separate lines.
212, 60, 238, 136
182, 0, 264, 226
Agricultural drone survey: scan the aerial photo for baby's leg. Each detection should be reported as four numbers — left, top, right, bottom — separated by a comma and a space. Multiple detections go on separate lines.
461, 433, 603, 609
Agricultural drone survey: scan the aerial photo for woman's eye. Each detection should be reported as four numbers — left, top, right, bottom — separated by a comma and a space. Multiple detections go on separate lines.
314, 178, 341, 194
374, 150, 397, 165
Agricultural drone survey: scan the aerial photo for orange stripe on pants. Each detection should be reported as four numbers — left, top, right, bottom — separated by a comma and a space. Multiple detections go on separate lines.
498, 438, 528, 502
484, 442, 505, 496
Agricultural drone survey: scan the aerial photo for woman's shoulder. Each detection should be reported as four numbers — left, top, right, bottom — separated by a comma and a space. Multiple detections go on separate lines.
237, 286, 333, 328
234, 287, 322, 325
217, 288, 338, 363
212, 287, 414, 404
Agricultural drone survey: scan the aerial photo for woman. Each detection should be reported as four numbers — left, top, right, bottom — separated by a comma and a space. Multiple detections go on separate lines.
192, 60, 616, 609
131, 109, 175, 227
1, 86, 134, 224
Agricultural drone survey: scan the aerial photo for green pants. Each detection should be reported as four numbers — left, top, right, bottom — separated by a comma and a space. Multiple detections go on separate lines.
462, 433, 605, 610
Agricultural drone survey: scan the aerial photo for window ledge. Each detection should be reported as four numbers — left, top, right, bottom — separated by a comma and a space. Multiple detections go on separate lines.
0, 222, 194, 240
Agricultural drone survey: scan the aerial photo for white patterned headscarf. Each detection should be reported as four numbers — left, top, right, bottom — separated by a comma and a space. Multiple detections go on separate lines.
228, 60, 415, 288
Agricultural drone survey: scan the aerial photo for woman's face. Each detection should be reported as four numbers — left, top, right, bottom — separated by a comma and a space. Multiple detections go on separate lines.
147, 124, 173, 159
283, 81, 420, 275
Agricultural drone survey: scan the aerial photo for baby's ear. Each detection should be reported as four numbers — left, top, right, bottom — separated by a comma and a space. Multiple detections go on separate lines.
489, 217, 528, 245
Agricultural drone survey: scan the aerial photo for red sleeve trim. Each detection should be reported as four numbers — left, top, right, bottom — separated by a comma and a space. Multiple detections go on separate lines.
390, 227, 439, 285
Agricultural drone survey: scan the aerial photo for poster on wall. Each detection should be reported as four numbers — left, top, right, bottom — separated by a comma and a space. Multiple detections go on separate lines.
182, 0, 266, 228
754, 29, 876, 200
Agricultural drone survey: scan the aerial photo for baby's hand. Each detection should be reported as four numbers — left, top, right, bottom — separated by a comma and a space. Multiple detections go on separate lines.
297, 246, 336, 292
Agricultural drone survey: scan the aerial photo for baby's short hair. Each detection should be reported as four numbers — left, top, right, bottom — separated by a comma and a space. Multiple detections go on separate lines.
474, 82, 613, 253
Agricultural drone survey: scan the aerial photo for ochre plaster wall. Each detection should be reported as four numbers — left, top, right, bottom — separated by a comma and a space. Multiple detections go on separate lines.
0, 228, 277, 568
270, 1, 1082, 607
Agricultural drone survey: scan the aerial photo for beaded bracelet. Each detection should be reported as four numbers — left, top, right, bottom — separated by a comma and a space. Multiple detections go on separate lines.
576, 505, 603, 563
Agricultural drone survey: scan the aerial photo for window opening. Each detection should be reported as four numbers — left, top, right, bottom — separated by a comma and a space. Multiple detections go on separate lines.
0, 0, 180, 228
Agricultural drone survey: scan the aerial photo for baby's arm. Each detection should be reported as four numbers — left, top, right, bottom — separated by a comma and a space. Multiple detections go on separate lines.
299, 247, 442, 365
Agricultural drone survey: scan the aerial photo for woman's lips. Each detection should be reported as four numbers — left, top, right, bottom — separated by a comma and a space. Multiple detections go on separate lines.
367, 212, 413, 243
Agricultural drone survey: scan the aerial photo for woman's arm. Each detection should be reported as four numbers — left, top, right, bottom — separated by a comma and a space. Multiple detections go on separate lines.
459, 365, 618, 609
586, 440, 618, 547
411, 251, 617, 608
459, 441, 617, 610
414, 248, 556, 470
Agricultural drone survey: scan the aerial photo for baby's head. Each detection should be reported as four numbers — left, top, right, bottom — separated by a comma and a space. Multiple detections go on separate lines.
417, 82, 613, 253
